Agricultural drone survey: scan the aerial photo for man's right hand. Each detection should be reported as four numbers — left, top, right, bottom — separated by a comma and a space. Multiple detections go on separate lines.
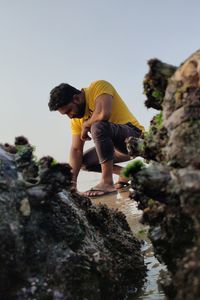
81, 123, 91, 141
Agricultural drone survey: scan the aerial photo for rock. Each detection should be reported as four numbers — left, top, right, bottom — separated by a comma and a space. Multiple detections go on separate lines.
0, 139, 146, 300
143, 58, 177, 110
127, 49, 200, 299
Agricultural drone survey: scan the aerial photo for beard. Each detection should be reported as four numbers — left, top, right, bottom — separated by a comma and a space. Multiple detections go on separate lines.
75, 101, 86, 118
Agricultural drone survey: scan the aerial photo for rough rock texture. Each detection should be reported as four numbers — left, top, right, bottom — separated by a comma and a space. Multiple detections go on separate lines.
0, 137, 146, 300
143, 58, 177, 110
127, 49, 200, 300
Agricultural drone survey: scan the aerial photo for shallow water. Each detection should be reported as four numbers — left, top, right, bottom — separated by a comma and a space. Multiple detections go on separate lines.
78, 171, 165, 300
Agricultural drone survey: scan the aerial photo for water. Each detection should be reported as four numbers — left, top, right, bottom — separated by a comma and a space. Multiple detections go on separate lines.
78, 171, 165, 300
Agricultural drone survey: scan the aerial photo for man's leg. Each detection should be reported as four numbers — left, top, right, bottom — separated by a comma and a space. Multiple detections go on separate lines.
83, 121, 141, 196
110, 122, 142, 188
82, 147, 102, 172
82, 148, 130, 190
82, 121, 116, 196
82, 147, 130, 174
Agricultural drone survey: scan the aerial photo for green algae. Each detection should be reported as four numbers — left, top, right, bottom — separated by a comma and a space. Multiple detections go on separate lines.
154, 112, 163, 129
123, 159, 147, 178
143, 112, 163, 146
152, 90, 164, 101
148, 199, 156, 208
137, 229, 148, 237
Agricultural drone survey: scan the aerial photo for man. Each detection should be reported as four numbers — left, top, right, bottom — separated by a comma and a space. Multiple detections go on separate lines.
48, 80, 144, 197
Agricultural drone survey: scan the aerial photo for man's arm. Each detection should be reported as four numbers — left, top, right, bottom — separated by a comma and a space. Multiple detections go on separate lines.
81, 94, 113, 141
69, 134, 85, 189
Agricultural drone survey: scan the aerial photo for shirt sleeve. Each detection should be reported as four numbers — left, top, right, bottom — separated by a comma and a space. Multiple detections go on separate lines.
91, 80, 115, 100
70, 118, 82, 135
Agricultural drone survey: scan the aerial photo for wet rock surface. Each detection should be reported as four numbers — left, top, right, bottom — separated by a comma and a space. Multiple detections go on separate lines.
127, 49, 200, 299
0, 137, 146, 300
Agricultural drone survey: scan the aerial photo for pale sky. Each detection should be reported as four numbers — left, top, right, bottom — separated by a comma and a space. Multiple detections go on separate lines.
0, 0, 199, 162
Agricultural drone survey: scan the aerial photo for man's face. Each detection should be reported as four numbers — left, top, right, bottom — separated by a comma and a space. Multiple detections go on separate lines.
58, 94, 85, 119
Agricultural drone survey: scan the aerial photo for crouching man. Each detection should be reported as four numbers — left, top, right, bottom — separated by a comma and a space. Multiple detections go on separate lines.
48, 80, 144, 197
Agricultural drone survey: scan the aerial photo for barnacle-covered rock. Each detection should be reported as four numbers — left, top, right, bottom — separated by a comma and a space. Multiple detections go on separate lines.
0, 138, 146, 300
127, 49, 200, 299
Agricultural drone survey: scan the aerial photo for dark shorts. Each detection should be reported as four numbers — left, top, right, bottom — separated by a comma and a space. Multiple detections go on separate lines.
82, 121, 142, 172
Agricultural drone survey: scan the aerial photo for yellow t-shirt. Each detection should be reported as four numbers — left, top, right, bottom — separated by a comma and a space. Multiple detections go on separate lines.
71, 80, 144, 135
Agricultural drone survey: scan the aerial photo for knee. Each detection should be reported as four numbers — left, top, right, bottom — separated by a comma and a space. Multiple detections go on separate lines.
81, 158, 94, 171
81, 158, 91, 171
81, 163, 87, 171
90, 121, 110, 139
81, 163, 93, 171
81, 163, 101, 172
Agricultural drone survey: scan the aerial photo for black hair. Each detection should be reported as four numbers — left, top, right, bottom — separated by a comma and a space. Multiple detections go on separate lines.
48, 83, 81, 111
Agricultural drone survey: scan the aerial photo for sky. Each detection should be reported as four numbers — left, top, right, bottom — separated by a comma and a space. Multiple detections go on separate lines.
0, 0, 199, 162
